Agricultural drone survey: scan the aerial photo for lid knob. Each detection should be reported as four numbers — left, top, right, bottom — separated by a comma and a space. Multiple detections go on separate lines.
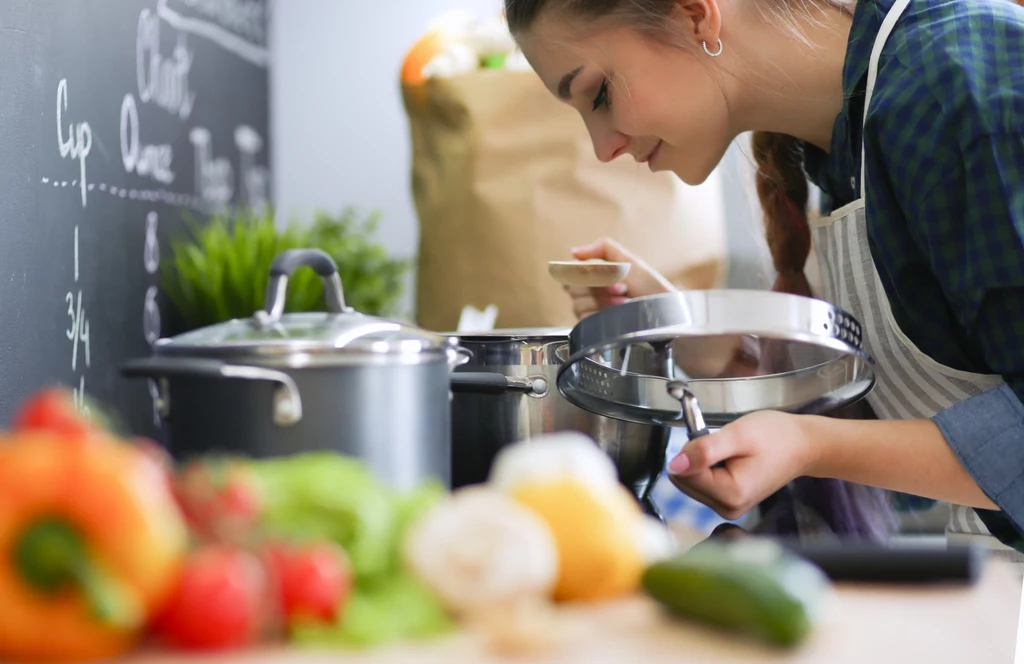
257, 249, 351, 328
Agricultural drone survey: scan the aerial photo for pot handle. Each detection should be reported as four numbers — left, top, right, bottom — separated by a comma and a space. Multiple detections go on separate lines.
667, 380, 726, 468
260, 248, 350, 324
446, 344, 474, 370
667, 380, 709, 439
121, 357, 303, 427
450, 372, 548, 396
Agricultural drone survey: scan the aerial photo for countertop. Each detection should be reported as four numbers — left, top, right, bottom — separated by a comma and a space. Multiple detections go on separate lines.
125, 559, 1021, 664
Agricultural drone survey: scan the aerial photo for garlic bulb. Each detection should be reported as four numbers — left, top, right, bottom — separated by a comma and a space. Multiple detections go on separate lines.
489, 432, 619, 494
403, 487, 558, 615
637, 515, 678, 564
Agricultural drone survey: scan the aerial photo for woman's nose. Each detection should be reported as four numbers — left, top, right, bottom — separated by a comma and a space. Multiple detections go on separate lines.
589, 125, 629, 163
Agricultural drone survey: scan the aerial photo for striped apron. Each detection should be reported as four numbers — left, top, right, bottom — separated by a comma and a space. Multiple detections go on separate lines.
809, 0, 1022, 561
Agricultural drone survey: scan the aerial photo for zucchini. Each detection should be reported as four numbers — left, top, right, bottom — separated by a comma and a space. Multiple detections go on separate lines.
641, 539, 830, 647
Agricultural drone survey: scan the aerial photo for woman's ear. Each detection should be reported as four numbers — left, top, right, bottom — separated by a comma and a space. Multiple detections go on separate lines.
672, 0, 723, 46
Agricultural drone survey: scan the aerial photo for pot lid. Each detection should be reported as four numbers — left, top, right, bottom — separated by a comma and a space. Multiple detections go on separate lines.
157, 311, 452, 357
444, 327, 572, 341
155, 249, 452, 359
556, 290, 876, 427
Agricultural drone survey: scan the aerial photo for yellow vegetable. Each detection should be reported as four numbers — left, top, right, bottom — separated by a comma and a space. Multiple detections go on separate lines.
511, 478, 645, 602
489, 433, 667, 603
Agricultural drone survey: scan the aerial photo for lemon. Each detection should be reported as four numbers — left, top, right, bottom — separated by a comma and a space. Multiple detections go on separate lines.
511, 478, 645, 603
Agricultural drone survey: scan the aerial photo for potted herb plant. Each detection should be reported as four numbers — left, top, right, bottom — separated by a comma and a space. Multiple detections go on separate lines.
160, 206, 410, 334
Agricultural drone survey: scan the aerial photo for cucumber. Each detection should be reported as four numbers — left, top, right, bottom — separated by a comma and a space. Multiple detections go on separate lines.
641, 539, 831, 647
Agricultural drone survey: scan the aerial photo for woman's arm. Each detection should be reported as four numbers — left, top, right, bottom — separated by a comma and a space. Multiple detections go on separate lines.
666, 396, 1023, 523
801, 412, 999, 510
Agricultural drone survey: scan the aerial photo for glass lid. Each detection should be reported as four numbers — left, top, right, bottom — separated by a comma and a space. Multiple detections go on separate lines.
556, 290, 876, 427
157, 311, 451, 357
155, 248, 451, 358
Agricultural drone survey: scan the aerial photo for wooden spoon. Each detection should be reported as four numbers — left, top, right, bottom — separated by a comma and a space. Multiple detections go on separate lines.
548, 259, 631, 288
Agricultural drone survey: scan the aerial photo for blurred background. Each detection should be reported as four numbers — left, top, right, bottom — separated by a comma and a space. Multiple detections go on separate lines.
268, 0, 776, 320
265, 1, 783, 533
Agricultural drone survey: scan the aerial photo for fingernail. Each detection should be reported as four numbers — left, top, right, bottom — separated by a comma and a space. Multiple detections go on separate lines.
610, 296, 628, 305
608, 283, 627, 294
667, 453, 690, 475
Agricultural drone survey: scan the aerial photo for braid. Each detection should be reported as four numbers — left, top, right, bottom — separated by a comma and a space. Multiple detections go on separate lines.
751, 131, 813, 297
745, 132, 898, 544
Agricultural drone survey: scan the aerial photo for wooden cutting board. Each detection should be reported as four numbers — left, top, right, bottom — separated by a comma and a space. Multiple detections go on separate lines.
125, 560, 1021, 664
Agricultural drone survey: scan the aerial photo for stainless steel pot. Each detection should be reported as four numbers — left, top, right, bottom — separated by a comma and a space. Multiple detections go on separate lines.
447, 328, 671, 517
121, 249, 467, 492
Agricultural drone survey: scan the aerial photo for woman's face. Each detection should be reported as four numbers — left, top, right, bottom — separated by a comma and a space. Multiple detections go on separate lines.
516, 11, 735, 185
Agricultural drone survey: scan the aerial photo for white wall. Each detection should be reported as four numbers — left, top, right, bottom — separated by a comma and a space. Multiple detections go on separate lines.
270, 1, 772, 318
270, 1, 503, 318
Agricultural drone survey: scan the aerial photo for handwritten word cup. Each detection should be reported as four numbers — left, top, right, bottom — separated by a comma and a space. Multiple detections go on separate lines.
56, 79, 91, 208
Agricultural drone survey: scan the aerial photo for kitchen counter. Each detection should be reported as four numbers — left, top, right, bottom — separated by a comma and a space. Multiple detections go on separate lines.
127, 559, 1020, 664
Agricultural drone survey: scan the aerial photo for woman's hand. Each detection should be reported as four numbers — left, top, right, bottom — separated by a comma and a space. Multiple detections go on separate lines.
667, 409, 1000, 518
565, 238, 675, 319
667, 410, 817, 520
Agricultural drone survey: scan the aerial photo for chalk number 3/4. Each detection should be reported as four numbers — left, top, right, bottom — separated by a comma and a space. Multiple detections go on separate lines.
144, 212, 161, 345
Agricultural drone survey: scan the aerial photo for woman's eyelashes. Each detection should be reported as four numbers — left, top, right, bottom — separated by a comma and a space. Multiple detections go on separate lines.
591, 79, 610, 111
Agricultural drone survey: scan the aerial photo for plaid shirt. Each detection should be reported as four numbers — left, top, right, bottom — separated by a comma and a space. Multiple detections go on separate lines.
802, 0, 1024, 548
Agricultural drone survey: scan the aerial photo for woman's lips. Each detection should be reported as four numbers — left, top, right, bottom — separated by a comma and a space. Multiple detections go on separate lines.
640, 141, 663, 169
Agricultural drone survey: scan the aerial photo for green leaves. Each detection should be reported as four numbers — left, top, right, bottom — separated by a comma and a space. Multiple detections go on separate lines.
160, 207, 411, 333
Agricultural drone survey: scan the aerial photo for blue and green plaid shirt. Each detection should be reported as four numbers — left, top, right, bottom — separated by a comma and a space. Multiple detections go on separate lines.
802, 0, 1024, 549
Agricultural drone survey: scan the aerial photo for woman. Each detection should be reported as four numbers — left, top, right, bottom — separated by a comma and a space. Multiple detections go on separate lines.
505, 0, 1024, 557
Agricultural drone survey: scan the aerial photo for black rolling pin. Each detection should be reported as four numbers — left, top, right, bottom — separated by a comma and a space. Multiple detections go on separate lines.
781, 540, 986, 584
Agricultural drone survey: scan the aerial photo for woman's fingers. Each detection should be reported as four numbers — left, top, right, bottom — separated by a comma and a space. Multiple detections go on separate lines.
567, 284, 629, 318
666, 429, 754, 520
570, 237, 634, 263
666, 411, 812, 521
668, 430, 741, 477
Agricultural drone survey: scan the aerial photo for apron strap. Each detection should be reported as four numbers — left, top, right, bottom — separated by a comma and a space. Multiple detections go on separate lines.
859, 0, 913, 199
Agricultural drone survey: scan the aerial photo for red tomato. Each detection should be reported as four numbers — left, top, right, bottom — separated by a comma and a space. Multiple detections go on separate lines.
170, 459, 262, 544
151, 545, 269, 650
268, 542, 352, 624
13, 388, 90, 436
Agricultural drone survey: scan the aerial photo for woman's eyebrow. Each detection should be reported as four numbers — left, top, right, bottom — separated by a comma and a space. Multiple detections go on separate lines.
558, 66, 583, 100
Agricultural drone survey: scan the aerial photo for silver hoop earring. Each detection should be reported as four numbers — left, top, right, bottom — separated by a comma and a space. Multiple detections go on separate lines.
702, 39, 723, 57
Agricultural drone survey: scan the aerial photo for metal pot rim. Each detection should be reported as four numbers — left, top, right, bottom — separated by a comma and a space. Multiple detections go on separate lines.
152, 337, 459, 367
444, 327, 572, 342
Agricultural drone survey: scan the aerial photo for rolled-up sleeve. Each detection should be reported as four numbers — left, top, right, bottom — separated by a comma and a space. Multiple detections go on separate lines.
933, 385, 1024, 549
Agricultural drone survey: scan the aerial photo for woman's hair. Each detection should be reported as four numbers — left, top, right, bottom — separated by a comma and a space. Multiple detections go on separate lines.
506, 0, 900, 544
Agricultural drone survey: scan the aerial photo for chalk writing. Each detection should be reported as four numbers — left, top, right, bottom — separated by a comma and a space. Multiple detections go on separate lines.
121, 93, 176, 184
56, 79, 92, 207
190, 127, 233, 207
158, 0, 269, 68
137, 8, 196, 120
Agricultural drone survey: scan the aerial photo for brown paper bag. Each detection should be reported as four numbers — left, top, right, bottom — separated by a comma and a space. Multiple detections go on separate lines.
403, 69, 729, 332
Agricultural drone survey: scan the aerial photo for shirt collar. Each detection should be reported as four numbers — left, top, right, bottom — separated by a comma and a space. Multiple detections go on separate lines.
843, 0, 895, 104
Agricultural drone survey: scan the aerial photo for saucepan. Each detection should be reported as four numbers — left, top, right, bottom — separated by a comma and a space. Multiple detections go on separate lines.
446, 327, 671, 517
121, 249, 469, 491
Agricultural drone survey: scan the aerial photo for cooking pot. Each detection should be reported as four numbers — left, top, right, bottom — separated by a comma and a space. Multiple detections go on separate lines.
121, 248, 467, 491
447, 328, 671, 518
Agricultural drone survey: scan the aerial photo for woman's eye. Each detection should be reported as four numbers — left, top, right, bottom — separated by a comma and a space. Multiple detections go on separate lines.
591, 79, 610, 111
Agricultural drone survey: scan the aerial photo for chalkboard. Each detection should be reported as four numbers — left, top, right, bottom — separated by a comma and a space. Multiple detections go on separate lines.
0, 0, 272, 437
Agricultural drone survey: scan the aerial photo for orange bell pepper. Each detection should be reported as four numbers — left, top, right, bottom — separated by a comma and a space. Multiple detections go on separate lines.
0, 422, 189, 662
